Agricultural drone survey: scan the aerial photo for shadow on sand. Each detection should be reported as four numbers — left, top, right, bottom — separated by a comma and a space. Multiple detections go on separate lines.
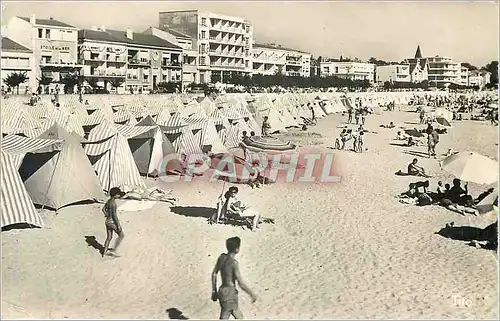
85, 235, 104, 255
170, 206, 250, 229
403, 150, 431, 158
436, 224, 498, 251
166, 308, 189, 319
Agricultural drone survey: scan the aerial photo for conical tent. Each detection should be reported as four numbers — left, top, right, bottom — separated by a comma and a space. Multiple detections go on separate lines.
130, 116, 178, 175
19, 123, 105, 209
84, 121, 148, 191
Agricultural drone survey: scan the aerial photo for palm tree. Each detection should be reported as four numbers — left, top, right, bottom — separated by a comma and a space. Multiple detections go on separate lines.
109, 77, 125, 93
60, 72, 79, 94
3, 72, 28, 95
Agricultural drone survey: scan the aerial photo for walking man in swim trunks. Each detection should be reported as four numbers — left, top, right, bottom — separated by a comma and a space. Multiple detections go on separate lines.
102, 187, 125, 257
211, 237, 257, 319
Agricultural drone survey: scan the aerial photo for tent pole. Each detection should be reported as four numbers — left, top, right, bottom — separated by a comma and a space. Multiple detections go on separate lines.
40, 146, 62, 215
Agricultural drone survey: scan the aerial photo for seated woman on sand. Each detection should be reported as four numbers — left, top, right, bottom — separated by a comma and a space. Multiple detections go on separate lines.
120, 185, 177, 205
447, 179, 475, 208
395, 131, 407, 140
212, 187, 262, 231
407, 158, 431, 177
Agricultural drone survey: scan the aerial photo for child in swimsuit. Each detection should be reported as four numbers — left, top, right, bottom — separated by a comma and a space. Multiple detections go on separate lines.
102, 187, 125, 257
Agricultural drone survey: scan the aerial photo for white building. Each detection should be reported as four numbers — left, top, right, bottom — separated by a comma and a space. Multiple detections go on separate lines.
1, 37, 35, 93
427, 56, 462, 86
6, 15, 83, 93
252, 43, 310, 77
376, 64, 411, 83
143, 27, 198, 88
320, 58, 375, 83
159, 10, 253, 83
404, 45, 429, 83
469, 70, 491, 88
79, 27, 183, 94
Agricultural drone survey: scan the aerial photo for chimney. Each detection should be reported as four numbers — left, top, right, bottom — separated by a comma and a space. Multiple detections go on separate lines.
91, 26, 98, 31
126, 28, 133, 40
29, 14, 36, 24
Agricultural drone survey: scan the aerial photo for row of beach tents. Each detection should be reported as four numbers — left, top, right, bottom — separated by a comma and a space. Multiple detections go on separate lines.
0, 90, 485, 229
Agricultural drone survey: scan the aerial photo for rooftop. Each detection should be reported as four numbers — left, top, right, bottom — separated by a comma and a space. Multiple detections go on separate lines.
18, 16, 76, 28
79, 28, 181, 50
162, 27, 191, 39
253, 43, 309, 54
1, 37, 32, 53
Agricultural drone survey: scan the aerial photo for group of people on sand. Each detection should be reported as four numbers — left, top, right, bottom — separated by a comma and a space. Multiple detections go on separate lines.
398, 177, 496, 215
337, 127, 365, 152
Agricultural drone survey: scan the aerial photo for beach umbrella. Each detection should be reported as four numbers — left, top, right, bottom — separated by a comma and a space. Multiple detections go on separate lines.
404, 128, 425, 138
435, 117, 452, 128
240, 136, 297, 153
441, 151, 499, 185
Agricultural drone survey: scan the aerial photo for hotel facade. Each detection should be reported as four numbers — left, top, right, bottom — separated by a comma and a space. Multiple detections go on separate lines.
78, 27, 183, 93
159, 10, 253, 84
375, 64, 411, 83
252, 43, 311, 77
319, 58, 375, 83
6, 15, 83, 93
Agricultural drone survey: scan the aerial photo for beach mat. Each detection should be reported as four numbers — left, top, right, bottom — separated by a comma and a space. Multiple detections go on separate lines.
118, 200, 157, 212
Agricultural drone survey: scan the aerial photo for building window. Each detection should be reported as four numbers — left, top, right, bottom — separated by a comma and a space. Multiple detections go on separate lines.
144, 74, 149, 82
245, 25, 250, 33
200, 57, 206, 65
335, 67, 339, 74
201, 17, 207, 26
201, 30, 206, 40
245, 49, 249, 57
38, 28, 43, 38
245, 61, 248, 68
45, 29, 51, 39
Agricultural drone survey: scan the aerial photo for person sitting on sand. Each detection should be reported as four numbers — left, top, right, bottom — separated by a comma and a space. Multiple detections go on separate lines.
395, 131, 407, 140
407, 158, 431, 177
102, 187, 125, 257
399, 183, 421, 199
448, 179, 474, 207
120, 185, 176, 204
413, 180, 430, 194
213, 187, 261, 230
211, 237, 257, 319
380, 122, 395, 129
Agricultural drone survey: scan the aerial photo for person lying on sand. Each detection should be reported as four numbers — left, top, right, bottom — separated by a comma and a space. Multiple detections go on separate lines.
211, 237, 257, 319
120, 185, 177, 204
380, 122, 395, 128
102, 187, 125, 257
439, 198, 478, 215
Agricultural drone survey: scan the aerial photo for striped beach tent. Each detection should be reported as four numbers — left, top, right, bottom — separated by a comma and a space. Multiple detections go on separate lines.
84, 120, 151, 191
1, 151, 44, 229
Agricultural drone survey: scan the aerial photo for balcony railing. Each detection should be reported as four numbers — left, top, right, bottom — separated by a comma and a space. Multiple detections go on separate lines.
162, 62, 182, 68
128, 58, 151, 65
89, 71, 126, 77
210, 63, 246, 70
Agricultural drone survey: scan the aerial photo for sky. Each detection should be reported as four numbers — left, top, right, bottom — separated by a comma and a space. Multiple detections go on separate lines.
2, 0, 498, 67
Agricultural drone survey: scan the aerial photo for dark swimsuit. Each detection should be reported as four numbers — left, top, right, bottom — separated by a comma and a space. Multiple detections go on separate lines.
103, 201, 119, 232
218, 254, 239, 311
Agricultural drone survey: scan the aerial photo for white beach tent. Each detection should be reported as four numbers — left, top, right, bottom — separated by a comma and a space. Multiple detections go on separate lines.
17, 123, 106, 210
132, 116, 178, 175
84, 120, 150, 191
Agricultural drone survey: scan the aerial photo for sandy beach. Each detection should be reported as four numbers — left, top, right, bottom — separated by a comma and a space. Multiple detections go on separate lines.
2, 109, 498, 319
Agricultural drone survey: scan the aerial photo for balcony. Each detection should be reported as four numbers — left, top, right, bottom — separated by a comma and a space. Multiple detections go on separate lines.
162, 62, 182, 68
128, 58, 151, 66
286, 60, 301, 66
88, 71, 126, 77
210, 63, 246, 70
40, 61, 84, 68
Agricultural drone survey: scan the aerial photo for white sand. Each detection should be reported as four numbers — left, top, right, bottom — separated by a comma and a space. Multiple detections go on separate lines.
2, 110, 498, 319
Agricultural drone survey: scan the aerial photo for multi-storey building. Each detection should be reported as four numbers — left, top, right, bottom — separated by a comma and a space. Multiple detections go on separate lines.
459, 66, 469, 86
469, 70, 491, 88
427, 56, 462, 86
159, 10, 253, 83
6, 15, 83, 93
78, 27, 183, 93
319, 58, 375, 83
1, 37, 35, 93
143, 27, 198, 88
252, 43, 311, 77
376, 64, 411, 83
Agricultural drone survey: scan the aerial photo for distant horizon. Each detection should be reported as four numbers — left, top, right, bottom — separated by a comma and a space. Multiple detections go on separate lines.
1, 1, 498, 67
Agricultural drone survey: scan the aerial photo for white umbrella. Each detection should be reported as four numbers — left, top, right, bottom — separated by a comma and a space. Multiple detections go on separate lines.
477, 190, 498, 215
441, 151, 499, 185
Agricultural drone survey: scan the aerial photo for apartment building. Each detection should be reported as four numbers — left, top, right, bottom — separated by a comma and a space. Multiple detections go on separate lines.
1, 37, 35, 93
159, 10, 253, 83
252, 43, 311, 77
319, 58, 375, 83
6, 15, 83, 93
376, 64, 411, 83
459, 66, 469, 86
78, 27, 183, 93
143, 27, 198, 88
427, 56, 463, 86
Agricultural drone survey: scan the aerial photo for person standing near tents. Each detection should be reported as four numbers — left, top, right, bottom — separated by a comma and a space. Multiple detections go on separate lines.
102, 187, 125, 257
347, 108, 353, 124
261, 116, 271, 137
211, 236, 257, 319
